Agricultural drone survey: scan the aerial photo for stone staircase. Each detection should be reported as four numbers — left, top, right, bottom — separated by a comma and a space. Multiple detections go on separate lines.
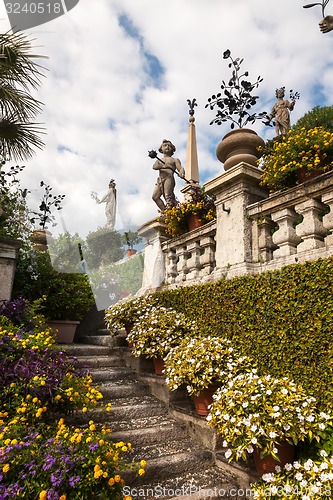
63, 333, 257, 499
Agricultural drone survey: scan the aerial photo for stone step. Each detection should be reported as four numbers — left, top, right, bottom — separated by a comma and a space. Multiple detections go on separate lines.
128, 467, 244, 500
82, 334, 114, 346
96, 381, 150, 400
124, 450, 214, 485
74, 354, 124, 368
111, 421, 188, 449
62, 344, 114, 357
87, 366, 135, 382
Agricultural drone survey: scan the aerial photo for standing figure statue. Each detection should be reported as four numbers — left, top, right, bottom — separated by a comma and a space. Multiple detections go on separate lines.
269, 87, 296, 137
99, 179, 117, 230
151, 139, 185, 211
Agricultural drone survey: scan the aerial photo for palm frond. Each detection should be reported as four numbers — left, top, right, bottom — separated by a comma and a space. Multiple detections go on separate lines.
0, 118, 45, 161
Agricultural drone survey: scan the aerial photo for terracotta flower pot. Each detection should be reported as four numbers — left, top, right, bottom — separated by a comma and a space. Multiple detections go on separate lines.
127, 248, 137, 257
187, 214, 203, 231
216, 128, 265, 171
253, 442, 296, 475
296, 168, 323, 184
153, 357, 165, 376
48, 320, 80, 344
193, 383, 220, 416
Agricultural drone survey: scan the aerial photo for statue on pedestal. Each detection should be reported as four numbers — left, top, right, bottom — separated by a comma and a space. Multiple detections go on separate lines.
92, 179, 117, 230
150, 139, 185, 211
269, 87, 299, 137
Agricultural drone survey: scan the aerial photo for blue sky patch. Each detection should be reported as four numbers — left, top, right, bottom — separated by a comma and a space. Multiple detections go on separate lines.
118, 13, 165, 88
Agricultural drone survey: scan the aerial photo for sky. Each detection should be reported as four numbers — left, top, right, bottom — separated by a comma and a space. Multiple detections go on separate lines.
1, 0, 333, 239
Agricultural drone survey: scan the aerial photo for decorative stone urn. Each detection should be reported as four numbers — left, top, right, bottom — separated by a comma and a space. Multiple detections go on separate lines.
216, 128, 265, 171
29, 229, 53, 251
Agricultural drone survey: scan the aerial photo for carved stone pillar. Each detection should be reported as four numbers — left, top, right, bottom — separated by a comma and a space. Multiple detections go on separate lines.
204, 163, 268, 270
199, 234, 216, 275
0, 237, 21, 301
257, 218, 277, 262
271, 208, 301, 257
294, 199, 327, 252
322, 192, 333, 247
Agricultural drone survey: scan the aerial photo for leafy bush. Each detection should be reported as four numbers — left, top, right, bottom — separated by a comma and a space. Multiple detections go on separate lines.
207, 371, 331, 462
164, 336, 252, 395
259, 126, 333, 192
292, 105, 333, 133
158, 186, 216, 237
250, 450, 333, 499
128, 305, 198, 359
156, 257, 333, 411
13, 251, 95, 321
0, 299, 145, 498
105, 293, 159, 333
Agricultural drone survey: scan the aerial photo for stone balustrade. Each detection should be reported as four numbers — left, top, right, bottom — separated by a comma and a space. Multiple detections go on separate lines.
138, 165, 333, 290
161, 220, 216, 286
247, 170, 333, 272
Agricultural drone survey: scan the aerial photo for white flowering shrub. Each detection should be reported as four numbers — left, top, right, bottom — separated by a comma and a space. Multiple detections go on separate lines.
104, 293, 158, 333
207, 371, 332, 462
251, 451, 333, 499
127, 306, 198, 359
164, 336, 253, 395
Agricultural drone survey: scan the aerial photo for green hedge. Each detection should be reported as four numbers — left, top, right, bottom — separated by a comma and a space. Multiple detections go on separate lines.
156, 257, 333, 410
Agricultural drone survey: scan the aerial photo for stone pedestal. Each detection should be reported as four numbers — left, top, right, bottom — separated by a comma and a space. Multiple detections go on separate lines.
0, 237, 21, 302
204, 163, 268, 273
137, 218, 169, 291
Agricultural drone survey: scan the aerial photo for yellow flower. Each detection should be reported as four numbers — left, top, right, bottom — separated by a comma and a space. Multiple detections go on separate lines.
2, 464, 10, 473
59, 496, 66, 500
39, 492, 47, 500
140, 459, 147, 467
114, 474, 121, 482
138, 468, 145, 476
108, 478, 115, 486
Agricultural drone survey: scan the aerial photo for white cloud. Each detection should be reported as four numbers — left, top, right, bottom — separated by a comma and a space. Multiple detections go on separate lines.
1, 0, 333, 237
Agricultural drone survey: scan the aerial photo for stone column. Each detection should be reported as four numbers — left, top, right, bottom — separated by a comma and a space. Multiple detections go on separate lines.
137, 218, 168, 291
0, 236, 21, 301
204, 162, 268, 275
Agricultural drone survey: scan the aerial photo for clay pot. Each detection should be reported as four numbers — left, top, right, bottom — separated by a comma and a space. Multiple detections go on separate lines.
187, 214, 203, 231
193, 383, 220, 416
253, 442, 296, 475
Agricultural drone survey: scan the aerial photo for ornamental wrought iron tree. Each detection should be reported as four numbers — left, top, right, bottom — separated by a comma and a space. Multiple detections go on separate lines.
205, 49, 270, 129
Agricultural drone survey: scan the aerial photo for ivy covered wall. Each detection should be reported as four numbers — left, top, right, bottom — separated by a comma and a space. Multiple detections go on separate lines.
157, 257, 333, 410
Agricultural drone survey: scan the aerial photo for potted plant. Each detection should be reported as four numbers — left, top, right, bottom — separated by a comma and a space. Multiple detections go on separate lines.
159, 186, 216, 237
13, 251, 95, 343
127, 305, 198, 375
205, 49, 269, 170
164, 336, 253, 415
207, 370, 332, 474
121, 230, 142, 257
260, 125, 333, 193
251, 450, 333, 499
29, 181, 65, 250
104, 292, 158, 335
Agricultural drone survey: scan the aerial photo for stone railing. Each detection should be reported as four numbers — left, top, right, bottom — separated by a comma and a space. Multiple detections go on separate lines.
161, 220, 216, 286
138, 164, 333, 290
246, 170, 333, 273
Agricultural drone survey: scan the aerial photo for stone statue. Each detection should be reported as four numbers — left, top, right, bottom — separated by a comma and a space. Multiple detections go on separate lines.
151, 139, 185, 211
269, 87, 295, 137
99, 179, 117, 230
319, 15, 333, 32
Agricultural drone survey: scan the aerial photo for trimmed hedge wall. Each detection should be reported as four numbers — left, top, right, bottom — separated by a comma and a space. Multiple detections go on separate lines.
157, 257, 333, 410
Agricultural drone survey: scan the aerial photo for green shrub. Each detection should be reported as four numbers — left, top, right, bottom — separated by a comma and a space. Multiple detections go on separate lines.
156, 257, 333, 410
